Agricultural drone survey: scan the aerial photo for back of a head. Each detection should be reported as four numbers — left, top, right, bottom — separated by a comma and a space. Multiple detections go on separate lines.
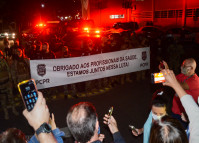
0, 128, 26, 143
66, 102, 98, 143
43, 42, 49, 47
149, 116, 188, 143
152, 90, 168, 108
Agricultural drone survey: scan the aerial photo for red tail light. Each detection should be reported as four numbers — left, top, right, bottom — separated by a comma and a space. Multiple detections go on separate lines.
95, 35, 101, 38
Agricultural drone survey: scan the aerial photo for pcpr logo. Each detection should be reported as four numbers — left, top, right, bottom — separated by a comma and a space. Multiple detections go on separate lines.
142, 51, 147, 61
37, 64, 46, 77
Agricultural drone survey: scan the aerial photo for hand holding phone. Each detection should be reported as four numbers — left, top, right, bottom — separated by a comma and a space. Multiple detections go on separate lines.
18, 79, 38, 111
103, 114, 119, 134
129, 125, 139, 136
22, 91, 50, 131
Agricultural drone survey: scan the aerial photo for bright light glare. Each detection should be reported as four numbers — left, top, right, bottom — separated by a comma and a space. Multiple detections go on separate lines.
95, 30, 100, 34
96, 35, 101, 38
23, 33, 27, 37
60, 17, 64, 20
83, 27, 89, 33
84, 27, 89, 31
39, 23, 43, 27
41, 4, 45, 8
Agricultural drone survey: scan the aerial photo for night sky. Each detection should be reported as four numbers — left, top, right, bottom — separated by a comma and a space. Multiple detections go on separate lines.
0, 0, 81, 23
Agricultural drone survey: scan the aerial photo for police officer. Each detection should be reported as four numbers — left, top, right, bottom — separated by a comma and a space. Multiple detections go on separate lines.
41, 42, 56, 59
0, 50, 19, 120
10, 48, 30, 85
61, 46, 78, 98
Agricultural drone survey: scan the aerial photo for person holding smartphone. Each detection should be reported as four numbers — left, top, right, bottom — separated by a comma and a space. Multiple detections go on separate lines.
66, 102, 125, 143
159, 59, 199, 129
28, 113, 65, 143
103, 114, 126, 143
23, 92, 57, 143
154, 69, 199, 143
131, 92, 167, 143
18, 79, 64, 143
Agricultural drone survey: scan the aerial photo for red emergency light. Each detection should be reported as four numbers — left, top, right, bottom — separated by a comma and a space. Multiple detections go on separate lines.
83, 27, 89, 33
22, 33, 28, 37
35, 23, 46, 27
95, 35, 101, 38
84, 27, 88, 30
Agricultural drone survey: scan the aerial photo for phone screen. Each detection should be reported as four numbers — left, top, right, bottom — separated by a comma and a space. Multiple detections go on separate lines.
18, 79, 38, 111
151, 73, 165, 84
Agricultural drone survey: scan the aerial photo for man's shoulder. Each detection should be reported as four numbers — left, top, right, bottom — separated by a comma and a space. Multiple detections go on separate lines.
188, 74, 199, 83
186, 74, 199, 91
193, 73, 199, 80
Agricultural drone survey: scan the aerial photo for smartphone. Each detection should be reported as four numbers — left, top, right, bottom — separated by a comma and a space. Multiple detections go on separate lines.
129, 125, 138, 135
108, 106, 113, 116
18, 79, 38, 111
151, 73, 165, 84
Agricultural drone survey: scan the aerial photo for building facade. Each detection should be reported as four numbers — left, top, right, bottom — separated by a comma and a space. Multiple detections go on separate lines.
84, 0, 199, 28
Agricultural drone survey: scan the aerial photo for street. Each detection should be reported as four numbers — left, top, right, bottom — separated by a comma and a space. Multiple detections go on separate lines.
0, 76, 162, 143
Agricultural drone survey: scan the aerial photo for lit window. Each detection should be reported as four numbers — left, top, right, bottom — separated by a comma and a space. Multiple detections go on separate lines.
110, 15, 115, 19
110, 14, 124, 19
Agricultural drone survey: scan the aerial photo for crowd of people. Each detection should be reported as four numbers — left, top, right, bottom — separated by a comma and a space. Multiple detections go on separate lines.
0, 58, 199, 143
0, 29, 151, 120
0, 26, 199, 143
